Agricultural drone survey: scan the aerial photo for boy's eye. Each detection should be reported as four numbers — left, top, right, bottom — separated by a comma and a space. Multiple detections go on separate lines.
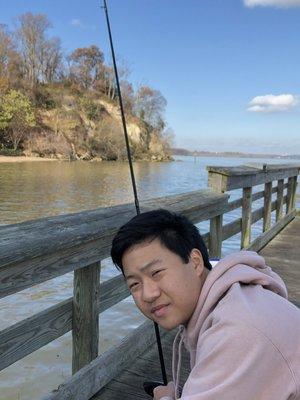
129, 282, 139, 290
152, 269, 163, 277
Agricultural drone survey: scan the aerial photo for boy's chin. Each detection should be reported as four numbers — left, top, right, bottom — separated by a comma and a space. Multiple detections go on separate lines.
150, 317, 179, 331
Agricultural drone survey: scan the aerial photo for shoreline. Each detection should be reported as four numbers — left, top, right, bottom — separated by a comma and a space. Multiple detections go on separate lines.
1, 154, 299, 164
0, 156, 61, 163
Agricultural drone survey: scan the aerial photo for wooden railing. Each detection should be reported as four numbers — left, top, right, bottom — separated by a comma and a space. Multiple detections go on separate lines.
0, 163, 298, 400
207, 163, 299, 254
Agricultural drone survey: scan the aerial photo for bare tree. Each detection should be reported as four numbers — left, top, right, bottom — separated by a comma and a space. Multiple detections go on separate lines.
40, 37, 62, 83
103, 65, 116, 99
0, 24, 22, 90
16, 13, 62, 86
160, 126, 175, 156
100, 58, 131, 100
134, 85, 167, 130
69, 45, 104, 89
120, 80, 134, 112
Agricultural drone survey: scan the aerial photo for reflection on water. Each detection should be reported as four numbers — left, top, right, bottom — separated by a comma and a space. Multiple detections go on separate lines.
0, 156, 299, 399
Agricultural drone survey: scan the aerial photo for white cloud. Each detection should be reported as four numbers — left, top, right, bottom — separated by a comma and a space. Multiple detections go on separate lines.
247, 94, 298, 113
70, 19, 96, 30
244, 0, 300, 7
71, 19, 84, 28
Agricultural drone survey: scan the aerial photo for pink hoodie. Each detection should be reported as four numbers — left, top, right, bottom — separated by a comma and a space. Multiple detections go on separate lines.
163, 251, 300, 400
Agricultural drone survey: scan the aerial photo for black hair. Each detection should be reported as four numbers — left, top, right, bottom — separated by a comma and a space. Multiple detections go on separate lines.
111, 209, 212, 273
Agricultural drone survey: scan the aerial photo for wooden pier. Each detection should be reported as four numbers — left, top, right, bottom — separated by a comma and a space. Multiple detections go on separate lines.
0, 163, 299, 399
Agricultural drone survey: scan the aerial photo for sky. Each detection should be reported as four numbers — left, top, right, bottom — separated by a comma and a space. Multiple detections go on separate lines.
1, 0, 300, 155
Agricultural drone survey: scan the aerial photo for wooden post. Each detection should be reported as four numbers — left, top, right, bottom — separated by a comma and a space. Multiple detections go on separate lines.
291, 176, 298, 210
286, 177, 294, 214
241, 187, 252, 248
209, 214, 223, 258
72, 261, 100, 374
276, 179, 284, 222
207, 171, 226, 193
263, 182, 272, 232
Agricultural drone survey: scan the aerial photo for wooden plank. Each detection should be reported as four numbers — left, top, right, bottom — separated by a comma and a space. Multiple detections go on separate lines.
43, 320, 163, 400
241, 187, 252, 248
222, 198, 279, 242
246, 210, 296, 253
0, 190, 228, 299
252, 189, 265, 203
259, 216, 300, 306
209, 215, 223, 258
0, 274, 129, 371
72, 262, 101, 374
225, 198, 243, 212
98, 275, 129, 313
222, 218, 242, 241
224, 184, 287, 214
263, 182, 272, 232
276, 179, 284, 222
93, 330, 190, 400
207, 164, 300, 177
207, 165, 299, 191
0, 298, 72, 371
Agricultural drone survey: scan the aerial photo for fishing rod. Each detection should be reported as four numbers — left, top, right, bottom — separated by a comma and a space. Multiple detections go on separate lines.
101, 0, 168, 392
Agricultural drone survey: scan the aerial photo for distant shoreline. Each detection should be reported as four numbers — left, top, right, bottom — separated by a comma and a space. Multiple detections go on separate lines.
172, 148, 300, 160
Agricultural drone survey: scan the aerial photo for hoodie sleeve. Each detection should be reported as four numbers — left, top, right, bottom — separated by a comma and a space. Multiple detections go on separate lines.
180, 319, 296, 400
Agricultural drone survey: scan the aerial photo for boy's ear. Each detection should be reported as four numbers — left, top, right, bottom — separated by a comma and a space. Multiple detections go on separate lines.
190, 248, 204, 277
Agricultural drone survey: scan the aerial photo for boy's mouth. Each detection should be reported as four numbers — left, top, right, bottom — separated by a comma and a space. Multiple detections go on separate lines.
151, 304, 170, 317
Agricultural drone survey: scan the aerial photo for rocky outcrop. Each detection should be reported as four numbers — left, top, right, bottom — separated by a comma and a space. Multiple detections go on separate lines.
25, 92, 171, 161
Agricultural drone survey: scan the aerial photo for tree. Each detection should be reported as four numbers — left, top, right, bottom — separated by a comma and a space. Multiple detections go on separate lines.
69, 45, 104, 89
0, 90, 36, 149
0, 24, 22, 91
120, 80, 134, 112
97, 58, 131, 100
160, 127, 175, 156
103, 65, 116, 99
41, 37, 62, 83
134, 86, 167, 130
16, 13, 62, 86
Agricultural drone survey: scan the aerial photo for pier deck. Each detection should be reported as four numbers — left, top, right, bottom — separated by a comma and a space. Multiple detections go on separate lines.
92, 330, 190, 400
260, 215, 300, 307
93, 216, 300, 400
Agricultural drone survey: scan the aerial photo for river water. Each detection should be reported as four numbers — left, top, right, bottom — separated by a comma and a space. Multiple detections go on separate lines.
0, 156, 299, 399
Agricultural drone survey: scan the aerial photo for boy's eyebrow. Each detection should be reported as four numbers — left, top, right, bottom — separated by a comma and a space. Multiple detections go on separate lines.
125, 258, 162, 281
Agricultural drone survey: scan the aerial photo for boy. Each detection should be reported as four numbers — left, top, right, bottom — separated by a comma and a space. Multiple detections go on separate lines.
111, 209, 300, 400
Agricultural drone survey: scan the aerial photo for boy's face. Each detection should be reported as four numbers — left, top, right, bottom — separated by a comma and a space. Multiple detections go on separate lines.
122, 238, 207, 330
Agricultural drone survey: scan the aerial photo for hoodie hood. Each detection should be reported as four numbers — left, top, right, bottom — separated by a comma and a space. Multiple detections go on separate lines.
170, 251, 299, 400
184, 250, 288, 353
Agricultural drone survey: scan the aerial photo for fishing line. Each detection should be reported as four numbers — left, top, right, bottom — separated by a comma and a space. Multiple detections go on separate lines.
102, 0, 168, 386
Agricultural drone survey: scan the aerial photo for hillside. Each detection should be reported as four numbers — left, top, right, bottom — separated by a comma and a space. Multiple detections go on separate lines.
0, 16, 172, 161
19, 86, 171, 161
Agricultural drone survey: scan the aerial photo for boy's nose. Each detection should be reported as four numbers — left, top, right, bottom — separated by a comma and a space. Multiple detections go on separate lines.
142, 279, 160, 302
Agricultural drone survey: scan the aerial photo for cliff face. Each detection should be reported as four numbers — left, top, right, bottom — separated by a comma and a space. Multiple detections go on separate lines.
24, 89, 171, 161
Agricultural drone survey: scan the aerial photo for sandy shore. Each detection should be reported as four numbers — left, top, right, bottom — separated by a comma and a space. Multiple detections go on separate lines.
0, 156, 58, 163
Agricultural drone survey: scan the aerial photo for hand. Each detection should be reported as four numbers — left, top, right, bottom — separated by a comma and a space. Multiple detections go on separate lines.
153, 381, 175, 399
